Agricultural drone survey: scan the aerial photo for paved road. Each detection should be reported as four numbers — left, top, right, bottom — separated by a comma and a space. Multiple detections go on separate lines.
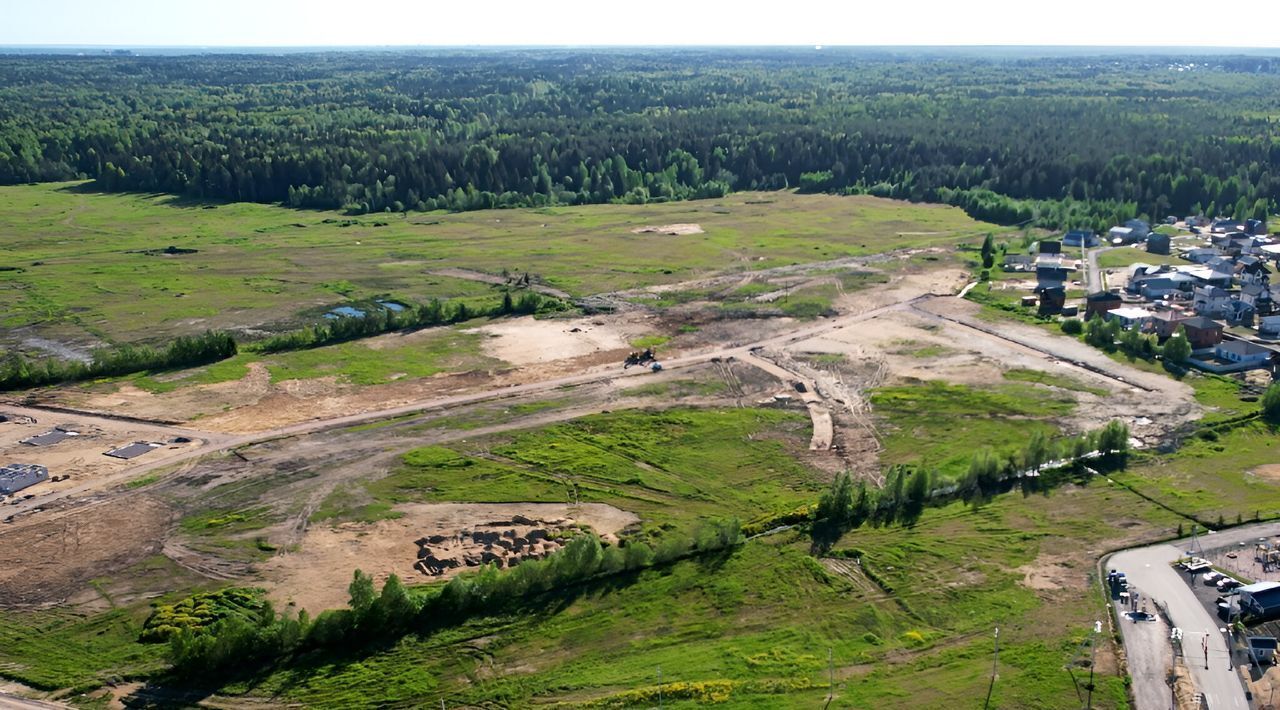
1110, 522, 1280, 710
1085, 245, 1122, 293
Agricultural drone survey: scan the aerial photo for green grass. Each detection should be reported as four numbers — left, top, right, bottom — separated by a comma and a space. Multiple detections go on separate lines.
219, 479, 1168, 709
1094, 247, 1183, 269
870, 380, 1075, 477
1002, 367, 1109, 397
1114, 419, 1280, 523
0, 606, 168, 693
0, 183, 1001, 350
313, 408, 820, 531
619, 378, 730, 398
629, 334, 670, 349
262, 329, 491, 385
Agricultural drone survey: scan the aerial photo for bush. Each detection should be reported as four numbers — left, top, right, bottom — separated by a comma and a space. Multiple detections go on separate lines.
1060, 318, 1083, 335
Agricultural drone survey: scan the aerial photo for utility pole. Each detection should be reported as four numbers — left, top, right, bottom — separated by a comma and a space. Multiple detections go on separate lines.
983, 627, 999, 710
1087, 620, 1101, 709
828, 647, 834, 702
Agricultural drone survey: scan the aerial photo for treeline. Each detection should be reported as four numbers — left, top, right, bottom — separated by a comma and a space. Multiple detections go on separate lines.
0, 331, 236, 391
0, 50, 1276, 230
809, 420, 1130, 550
1063, 314, 1190, 370
163, 522, 742, 677
255, 291, 557, 353
0, 291, 564, 391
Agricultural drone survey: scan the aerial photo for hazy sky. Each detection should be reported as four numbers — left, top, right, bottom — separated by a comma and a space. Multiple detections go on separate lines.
4, 0, 1279, 47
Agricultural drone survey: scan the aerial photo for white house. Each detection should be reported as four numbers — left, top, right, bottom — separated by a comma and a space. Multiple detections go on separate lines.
1106, 307, 1154, 330
1215, 340, 1273, 366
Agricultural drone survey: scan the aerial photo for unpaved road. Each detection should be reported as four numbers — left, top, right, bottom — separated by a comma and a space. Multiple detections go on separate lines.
1107, 523, 1280, 710
0, 295, 922, 523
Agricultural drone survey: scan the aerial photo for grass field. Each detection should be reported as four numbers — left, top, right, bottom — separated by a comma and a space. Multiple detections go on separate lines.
212, 477, 1175, 709
0, 183, 1000, 350
870, 380, 1076, 477
314, 408, 821, 531
1095, 247, 1185, 269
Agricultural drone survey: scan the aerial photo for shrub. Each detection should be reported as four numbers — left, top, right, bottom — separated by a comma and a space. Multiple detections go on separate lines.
1060, 317, 1083, 335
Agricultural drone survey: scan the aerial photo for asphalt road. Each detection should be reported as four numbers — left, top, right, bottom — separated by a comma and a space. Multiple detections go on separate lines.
1110, 522, 1280, 710
1085, 245, 1122, 293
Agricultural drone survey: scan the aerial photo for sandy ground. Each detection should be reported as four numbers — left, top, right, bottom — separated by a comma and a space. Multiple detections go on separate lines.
0, 412, 202, 502
630, 223, 704, 235
261, 502, 639, 613
469, 314, 641, 366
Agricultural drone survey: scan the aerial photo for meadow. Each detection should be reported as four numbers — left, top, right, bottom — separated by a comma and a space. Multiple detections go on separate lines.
0, 183, 998, 351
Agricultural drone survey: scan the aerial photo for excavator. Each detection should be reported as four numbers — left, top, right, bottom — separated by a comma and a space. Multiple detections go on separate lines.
623, 348, 656, 369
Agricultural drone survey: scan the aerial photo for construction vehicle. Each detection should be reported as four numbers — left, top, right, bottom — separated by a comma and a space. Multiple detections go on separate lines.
623, 348, 656, 369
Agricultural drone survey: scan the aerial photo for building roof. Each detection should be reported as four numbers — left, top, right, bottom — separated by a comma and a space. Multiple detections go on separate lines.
104, 442, 161, 460
1087, 291, 1122, 302
1243, 283, 1272, 297
1218, 340, 1272, 357
1180, 316, 1223, 331
1110, 307, 1153, 320
20, 429, 78, 446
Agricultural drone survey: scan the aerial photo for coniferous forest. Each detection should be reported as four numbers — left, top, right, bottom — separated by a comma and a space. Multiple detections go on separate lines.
1, 48, 1277, 229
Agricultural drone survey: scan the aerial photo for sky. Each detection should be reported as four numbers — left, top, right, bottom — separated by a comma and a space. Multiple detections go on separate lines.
3, 0, 1279, 48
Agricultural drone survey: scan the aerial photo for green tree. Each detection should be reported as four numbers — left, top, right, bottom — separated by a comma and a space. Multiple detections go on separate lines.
1262, 382, 1280, 422
1162, 331, 1191, 368
981, 233, 995, 269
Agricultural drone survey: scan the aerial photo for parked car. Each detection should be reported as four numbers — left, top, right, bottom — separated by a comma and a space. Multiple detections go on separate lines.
1218, 578, 1243, 591
1203, 571, 1224, 585
1127, 611, 1156, 622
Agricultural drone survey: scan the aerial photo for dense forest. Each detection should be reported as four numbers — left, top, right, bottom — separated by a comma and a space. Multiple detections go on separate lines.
1, 49, 1277, 229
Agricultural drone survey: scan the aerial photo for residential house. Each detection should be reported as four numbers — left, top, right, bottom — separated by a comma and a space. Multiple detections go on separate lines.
1179, 316, 1224, 349
1215, 340, 1273, 367
1258, 314, 1280, 336
1146, 232, 1171, 255
1212, 218, 1246, 234
1236, 255, 1271, 286
1240, 581, 1280, 620
1109, 226, 1137, 244
1138, 277, 1181, 301
1063, 230, 1100, 248
1035, 285, 1066, 315
1241, 283, 1274, 315
1193, 285, 1232, 317
1125, 219, 1152, 237
1106, 306, 1154, 330
1185, 267, 1233, 290
1247, 218, 1268, 236
1182, 247, 1221, 264
1038, 240, 1062, 255
1147, 309, 1190, 339
1085, 291, 1123, 319
1225, 300, 1256, 327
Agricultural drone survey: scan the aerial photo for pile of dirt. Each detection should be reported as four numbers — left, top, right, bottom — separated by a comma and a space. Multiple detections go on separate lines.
415, 515, 571, 574
631, 223, 704, 236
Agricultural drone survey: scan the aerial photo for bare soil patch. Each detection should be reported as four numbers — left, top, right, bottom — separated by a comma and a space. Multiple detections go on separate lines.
0, 496, 173, 607
261, 502, 639, 613
1017, 554, 1086, 592
630, 223, 704, 236
1250, 464, 1280, 483
469, 315, 644, 366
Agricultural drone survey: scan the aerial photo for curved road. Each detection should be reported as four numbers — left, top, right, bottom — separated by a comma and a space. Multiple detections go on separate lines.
1108, 522, 1280, 710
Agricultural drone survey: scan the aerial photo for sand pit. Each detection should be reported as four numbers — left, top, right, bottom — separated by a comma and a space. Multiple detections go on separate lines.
631, 223, 704, 236
261, 502, 639, 613
469, 315, 637, 366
